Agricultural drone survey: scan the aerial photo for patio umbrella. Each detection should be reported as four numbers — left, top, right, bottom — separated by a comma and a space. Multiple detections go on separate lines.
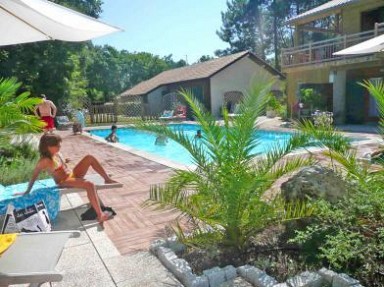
0, 0, 121, 46
333, 34, 384, 55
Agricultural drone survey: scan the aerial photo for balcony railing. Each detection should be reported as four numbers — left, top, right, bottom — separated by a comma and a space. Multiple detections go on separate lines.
281, 22, 384, 68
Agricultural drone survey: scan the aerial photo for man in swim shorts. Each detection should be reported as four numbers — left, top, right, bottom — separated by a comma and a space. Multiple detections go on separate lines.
34, 94, 57, 133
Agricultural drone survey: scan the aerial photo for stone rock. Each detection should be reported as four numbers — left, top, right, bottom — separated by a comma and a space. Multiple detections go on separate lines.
318, 268, 337, 284
223, 265, 237, 281
189, 275, 210, 287
239, 266, 277, 287
286, 271, 323, 287
203, 266, 226, 287
149, 239, 166, 255
281, 166, 349, 202
332, 273, 360, 287
237, 265, 254, 278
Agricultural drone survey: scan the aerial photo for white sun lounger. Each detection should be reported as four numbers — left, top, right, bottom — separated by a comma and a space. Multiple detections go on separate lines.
0, 230, 80, 286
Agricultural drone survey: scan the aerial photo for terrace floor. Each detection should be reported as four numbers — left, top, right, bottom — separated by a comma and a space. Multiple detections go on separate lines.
9, 118, 383, 287
10, 129, 184, 287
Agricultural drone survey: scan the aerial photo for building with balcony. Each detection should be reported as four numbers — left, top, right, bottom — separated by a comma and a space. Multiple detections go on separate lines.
282, 0, 384, 124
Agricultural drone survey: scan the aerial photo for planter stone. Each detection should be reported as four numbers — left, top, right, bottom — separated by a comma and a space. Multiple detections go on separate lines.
151, 239, 363, 287
238, 265, 277, 287
286, 271, 323, 287
223, 265, 237, 281
166, 238, 186, 253
203, 267, 226, 287
332, 273, 360, 287
237, 265, 255, 278
149, 239, 166, 255
157, 246, 178, 270
189, 276, 210, 287
318, 268, 337, 284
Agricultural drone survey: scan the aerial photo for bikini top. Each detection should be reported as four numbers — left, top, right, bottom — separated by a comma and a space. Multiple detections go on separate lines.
52, 153, 65, 171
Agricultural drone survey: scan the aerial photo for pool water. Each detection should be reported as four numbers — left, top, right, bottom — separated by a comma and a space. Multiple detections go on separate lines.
90, 124, 293, 165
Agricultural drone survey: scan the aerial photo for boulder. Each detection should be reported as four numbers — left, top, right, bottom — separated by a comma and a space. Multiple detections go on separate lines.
280, 166, 349, 203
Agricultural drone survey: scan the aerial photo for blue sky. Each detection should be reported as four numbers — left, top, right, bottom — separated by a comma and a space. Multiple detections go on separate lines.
93, 0, 229, 63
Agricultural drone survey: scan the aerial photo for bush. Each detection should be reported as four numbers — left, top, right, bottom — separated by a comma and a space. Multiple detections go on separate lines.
0, 137, 47, 185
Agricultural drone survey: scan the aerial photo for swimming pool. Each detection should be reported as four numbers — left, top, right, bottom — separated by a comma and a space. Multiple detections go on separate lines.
89, 124, 293, 165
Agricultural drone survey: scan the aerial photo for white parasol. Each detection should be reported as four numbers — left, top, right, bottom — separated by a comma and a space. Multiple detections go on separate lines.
333, 34, 384, 55
0, 0, 122, 46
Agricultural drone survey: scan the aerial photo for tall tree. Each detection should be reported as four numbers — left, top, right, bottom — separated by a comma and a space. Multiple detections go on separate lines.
216, 0, 330, 68
0, 0, 103, 108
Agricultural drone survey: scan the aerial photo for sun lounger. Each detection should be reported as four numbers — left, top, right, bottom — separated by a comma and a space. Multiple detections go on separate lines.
0, 175, 123, 221
0, 230, 80, 286
228, 104, 241, 119
159, 106, 187, 121
56, 116, 73, 130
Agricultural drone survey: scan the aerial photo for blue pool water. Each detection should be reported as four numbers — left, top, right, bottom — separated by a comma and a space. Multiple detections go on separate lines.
90, 124, 293, 165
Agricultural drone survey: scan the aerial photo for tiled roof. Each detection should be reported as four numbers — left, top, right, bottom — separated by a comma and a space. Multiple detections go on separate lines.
287, 0, 360, 24
120, 51, 284, 96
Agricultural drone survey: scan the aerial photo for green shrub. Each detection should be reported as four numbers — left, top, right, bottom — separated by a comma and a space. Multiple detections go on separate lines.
0, 157, 40, 185
293, 81, 384, 286
0, 137, 48, 185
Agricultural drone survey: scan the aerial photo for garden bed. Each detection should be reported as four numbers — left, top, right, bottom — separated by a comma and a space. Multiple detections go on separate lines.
150, 234, 364, 287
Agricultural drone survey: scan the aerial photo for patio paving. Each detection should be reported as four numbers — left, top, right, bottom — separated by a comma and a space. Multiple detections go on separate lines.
8, 120, 383, 287
59, 130, 181, 256
10, 130, 183, 287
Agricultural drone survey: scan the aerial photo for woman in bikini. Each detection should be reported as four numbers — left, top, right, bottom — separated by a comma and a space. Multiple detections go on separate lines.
23, 133, 117, 223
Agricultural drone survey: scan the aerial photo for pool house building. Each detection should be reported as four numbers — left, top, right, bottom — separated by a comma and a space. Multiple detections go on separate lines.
119, 51, 285, 119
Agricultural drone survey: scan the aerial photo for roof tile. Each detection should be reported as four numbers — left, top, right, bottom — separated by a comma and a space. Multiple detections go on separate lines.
121, 51, 254, 96
287, 0, 359, 24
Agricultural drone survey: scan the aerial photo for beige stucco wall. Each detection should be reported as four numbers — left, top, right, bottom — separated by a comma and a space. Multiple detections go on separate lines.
148, 86, 166, 115
342, 0, 384, 34
286, 67, 330, 110
210, 56, 283, 118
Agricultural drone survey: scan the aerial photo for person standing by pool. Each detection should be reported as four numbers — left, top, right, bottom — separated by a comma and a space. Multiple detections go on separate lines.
34, 94, 57, 133
105, 125, 119, 143
20, 133, 117, 224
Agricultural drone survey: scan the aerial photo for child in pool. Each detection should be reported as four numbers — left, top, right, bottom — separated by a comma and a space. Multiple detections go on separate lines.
155, 135, 168, 146
195, 129, 202, 139
21, 133, 117, 223
105, 125, 119, 143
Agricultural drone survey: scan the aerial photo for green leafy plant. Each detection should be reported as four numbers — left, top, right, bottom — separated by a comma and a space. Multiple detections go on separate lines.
266, 93, 283, 112
300, 88, 325, 111
290, 80, 384, 286
0, 77, 45, 134
136, 72, 316, 252
0, 136, 43, 185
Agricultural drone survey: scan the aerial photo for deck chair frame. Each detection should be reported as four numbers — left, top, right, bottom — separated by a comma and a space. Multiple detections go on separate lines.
0, 230, 80, 286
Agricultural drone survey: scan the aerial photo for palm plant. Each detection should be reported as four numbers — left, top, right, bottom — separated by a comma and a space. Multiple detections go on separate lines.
135, 73, 315, 252
0, 77, 45, 134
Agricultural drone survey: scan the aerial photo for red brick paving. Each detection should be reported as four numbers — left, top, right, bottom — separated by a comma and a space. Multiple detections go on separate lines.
58, 131, 180, 255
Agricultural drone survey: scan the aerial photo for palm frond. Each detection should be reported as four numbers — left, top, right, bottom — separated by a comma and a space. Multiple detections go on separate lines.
359, 80, 384, 135
0, 77, 43, 133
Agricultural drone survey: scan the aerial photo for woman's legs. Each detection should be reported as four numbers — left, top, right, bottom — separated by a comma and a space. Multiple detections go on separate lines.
59, 179, 109, 223
72, 155, 115, 183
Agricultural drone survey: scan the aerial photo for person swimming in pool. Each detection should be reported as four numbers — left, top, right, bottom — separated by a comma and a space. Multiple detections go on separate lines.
155, 134, 168, 146
21, 133, 117, 224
